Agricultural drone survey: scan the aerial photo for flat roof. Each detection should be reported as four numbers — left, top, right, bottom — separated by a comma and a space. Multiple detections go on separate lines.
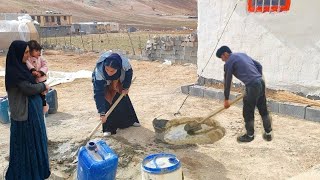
30, 14, 72, 16
73, 22, 119, 25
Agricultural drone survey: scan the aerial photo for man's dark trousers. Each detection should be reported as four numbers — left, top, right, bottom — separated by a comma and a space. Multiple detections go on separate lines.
243, 78, 272, 136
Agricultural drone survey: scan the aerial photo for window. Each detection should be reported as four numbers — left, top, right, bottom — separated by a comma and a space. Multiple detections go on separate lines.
57, 16, 61, 25
51, 16, 55, 22
45, 16, 49, 23
37, 16, 41, 23
64, 16, 67, 20
248, 0, 291, 13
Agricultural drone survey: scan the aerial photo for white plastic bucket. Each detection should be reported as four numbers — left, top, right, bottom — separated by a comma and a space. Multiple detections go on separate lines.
141, 153, 183, 180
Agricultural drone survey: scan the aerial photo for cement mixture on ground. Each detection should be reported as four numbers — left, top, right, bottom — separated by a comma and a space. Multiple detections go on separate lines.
153, 116, 225, 145
1, 51, 320, 180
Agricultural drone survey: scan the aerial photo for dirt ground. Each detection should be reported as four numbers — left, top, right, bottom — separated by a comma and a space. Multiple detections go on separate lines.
1, 51, 320, 180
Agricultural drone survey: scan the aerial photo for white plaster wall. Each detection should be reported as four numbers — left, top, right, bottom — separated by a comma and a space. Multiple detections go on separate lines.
197, 0, 320, 96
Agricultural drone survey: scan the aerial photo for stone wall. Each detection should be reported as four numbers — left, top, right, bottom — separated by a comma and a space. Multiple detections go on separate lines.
142, 33, 198, 64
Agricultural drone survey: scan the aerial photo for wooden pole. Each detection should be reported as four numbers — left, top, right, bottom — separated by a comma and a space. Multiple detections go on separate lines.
80, 33, 85, 50
91, 35, 94, 51
55, 34, 57, 46
127, 30, 135, 55
138, 36, 142, 55
46, 29, 48, 44
98, 34, 101, 50
69, 31, 72, 46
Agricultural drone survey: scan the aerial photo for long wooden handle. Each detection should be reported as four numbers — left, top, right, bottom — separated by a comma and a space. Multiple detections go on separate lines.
87, 93, 125, 140
197, 94, 244, 124
86, 77, 136, 140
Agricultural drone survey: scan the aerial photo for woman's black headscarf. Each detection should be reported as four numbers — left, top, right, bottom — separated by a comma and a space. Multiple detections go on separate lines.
5, 40, 36, 90
103, 53, 122, 80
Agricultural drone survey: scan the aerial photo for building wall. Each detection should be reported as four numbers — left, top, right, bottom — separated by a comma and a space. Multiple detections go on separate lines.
39, 26, 71, 37
30, 14, 72, 27
197, 0, 320, 96
109, 23, 119, 32
72, 22, 120, 34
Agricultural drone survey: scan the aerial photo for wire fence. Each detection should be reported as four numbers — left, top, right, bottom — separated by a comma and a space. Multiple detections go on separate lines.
39, 32, 189, 55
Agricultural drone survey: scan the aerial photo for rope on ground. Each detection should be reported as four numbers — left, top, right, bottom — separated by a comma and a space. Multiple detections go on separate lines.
174, 0, 240, 115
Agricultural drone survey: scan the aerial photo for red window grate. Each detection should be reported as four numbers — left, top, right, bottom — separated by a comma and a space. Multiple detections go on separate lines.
248, 0, 291, 13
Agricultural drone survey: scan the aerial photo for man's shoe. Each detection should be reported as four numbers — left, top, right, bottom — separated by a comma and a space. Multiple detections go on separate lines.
263, 131, 272, 141
237, 134, 254, 143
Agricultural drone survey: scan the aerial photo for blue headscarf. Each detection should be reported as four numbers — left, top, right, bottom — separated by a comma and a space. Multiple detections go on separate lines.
103, 53, 122, 70
103, 53, 122, 80
5, 40, 36, 90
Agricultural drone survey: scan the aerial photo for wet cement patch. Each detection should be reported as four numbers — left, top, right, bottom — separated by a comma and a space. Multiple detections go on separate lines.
153, 117, 226, 145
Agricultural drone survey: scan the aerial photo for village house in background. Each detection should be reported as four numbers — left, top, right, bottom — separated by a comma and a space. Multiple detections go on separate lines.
71, 21, 119, 34
29, 11, 72, 37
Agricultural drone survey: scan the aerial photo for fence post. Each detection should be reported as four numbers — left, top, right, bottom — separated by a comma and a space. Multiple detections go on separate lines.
138, 36, 142, 55
55, 34, 57, 46
127, 30, 135, 55
46, 29, 48, 44
39, 28, 42, 45
69, 31, 72, 46
99, 34, 101, 50
91, 35, 94, 52
80, 33, 85, 51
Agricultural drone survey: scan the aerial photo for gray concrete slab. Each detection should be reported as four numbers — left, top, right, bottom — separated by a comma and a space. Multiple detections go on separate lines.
305, 106, 320, 122
181, 85, 190, 94
197, 76, 205, 85
203, 88, 219, 99
216, 90, 225, 101
189, 85, 204, 97
182, 85, 319, 122
279, 102, 308, 119
203, 87, 224, 101
267, 100, 280, 113
228, 92, 243, 106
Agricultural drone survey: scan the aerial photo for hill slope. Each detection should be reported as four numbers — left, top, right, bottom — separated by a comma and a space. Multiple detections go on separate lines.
0, 0, 197, 30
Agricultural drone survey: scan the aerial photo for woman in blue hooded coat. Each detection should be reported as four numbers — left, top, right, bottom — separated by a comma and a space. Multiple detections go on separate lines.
5, 40, 51, 180
92, 52, 140, 136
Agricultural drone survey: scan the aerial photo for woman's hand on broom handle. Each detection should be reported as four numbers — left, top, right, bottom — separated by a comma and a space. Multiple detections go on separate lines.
99, 91, 128, 124
122, 89, 129, 95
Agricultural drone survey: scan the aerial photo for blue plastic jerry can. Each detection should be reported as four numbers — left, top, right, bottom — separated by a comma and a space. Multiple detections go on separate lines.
0, 96, 10, 124
46, 89, 58, 114
77, 140, 119, 180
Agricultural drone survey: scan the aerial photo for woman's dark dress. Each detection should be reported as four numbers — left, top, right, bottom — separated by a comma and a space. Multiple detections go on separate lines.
6, 95, 51, 180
